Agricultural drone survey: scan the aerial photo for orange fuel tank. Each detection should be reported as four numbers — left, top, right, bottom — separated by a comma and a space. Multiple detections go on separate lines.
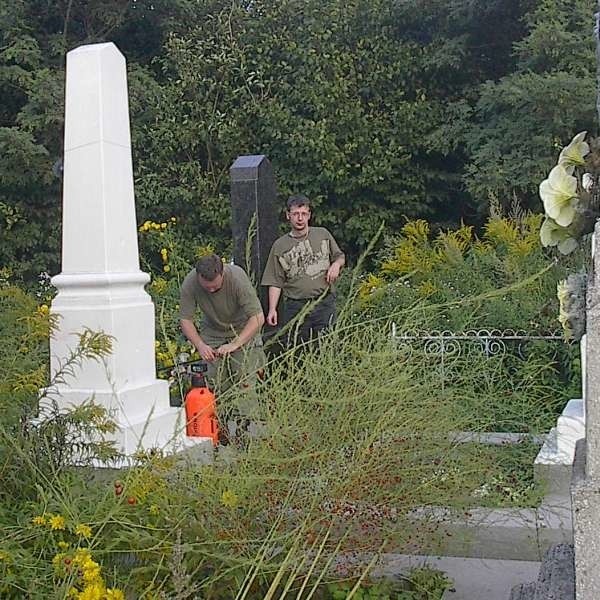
185, 373, 219, 445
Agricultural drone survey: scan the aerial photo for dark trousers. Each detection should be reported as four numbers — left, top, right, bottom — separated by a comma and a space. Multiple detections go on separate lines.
283, 294, 336, 345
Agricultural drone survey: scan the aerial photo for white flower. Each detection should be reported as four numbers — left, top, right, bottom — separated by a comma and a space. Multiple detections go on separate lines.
539, 217, 578, 254
558, 237, 578, 255
557, 272, 587, 341
539, 165, 578, 227
558, 131, 590, 173
583, 172, 595, 192
472, 483, 490, 498
557, 280, 569, 304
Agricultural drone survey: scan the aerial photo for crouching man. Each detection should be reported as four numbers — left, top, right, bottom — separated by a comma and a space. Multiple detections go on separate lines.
179, 254, 265, 441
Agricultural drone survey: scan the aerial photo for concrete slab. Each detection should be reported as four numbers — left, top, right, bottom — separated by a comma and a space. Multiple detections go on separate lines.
408, 500, 572, 561
377, 554, 541, 600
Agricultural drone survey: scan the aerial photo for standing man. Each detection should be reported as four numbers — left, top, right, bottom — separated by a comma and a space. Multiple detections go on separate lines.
261, 194, 345, 343
180, 254, 265, 436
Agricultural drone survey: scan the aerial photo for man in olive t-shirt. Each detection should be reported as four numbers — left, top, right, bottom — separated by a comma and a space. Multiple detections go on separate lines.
261, 194, 345, 343
179, 254, 265, 397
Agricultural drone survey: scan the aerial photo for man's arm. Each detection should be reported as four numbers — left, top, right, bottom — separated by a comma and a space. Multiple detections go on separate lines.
180, 318, 217, 362
326, 255, 345, 284
216, 311, 265, 356
266, 286, 282, 326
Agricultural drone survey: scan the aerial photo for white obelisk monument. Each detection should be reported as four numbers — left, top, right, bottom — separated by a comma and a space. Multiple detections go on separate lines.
50, 43, 186, 455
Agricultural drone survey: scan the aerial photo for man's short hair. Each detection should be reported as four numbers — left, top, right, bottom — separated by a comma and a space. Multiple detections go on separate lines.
195, 254, 224, 280
287, 194, 311, 210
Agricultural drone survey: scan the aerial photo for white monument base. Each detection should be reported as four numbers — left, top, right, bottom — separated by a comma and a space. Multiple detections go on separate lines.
534, 398, 585, 495
49, 272, 207, 457
50, 381, 186, 454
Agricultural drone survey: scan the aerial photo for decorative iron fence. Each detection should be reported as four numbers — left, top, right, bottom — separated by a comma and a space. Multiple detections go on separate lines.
391, 324, 571, 388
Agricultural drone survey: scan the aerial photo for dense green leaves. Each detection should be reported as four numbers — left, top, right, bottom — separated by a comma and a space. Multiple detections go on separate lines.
1, 0, 596, 280
460, 0, 597, 209
137, 0, 454, 249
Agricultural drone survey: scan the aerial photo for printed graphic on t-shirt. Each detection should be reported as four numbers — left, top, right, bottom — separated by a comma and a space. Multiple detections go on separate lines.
278, 239, 331, 281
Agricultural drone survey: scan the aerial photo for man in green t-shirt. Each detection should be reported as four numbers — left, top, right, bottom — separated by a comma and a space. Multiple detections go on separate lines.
179, 254, 265, 416
261, 194, 345, 343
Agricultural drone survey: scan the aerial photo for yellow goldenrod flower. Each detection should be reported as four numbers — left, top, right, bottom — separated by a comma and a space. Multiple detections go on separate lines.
105, 589, 125, 600
78, 583, 105, 600
151, 277, 168, 295
161, 222, 167, 229
74, 548, 93, 563
75, 524, 92, 539
149, 504, 160, 516
358, 274, 384, 300
52, 552, 66, 569
539, 165, 578, 227
49, 515, 66, 530
58, 541, 70, 550
558, 131, 589, 173
82, 566, 102, 586
163, 265, 171, 273
170, 216, 177, 223
195, 244, 215, 258
221, 489, 239, 508
402, 219, 430, 241
32, 515, 47, 526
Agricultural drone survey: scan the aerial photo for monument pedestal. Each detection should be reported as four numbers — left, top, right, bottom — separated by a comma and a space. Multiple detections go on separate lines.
50, 273, 189, 455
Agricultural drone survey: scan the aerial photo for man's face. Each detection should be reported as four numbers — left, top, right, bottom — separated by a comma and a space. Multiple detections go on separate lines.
287, 205, 311, 233
198, 273, 224, 293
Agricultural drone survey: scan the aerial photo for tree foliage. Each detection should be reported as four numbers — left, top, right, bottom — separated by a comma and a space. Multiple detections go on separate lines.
0, 0, 596, 280
0, 0, 183, 280
459, 0, 597, 209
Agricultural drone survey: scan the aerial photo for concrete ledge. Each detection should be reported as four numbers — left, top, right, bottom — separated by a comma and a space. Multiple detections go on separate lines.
452, 432, 546, 445
409, 500, 572, 562
373, 553, 541, 600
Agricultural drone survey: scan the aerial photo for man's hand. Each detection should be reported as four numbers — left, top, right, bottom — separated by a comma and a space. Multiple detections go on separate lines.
197, 341, 217, 362
266, 308, 278, 326
326, 262, 341, 284
216, 342, 238, 357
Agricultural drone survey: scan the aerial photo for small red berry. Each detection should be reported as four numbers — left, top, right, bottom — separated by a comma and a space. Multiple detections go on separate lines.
127, 496, 137, 505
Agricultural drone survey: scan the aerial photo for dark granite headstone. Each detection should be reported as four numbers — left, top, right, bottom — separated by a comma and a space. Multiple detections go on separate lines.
230, 155, 279, 306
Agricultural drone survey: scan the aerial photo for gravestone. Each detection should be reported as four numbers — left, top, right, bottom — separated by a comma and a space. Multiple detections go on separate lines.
572, 223, 600, 598
230, 155, 279, 304
49, 43, 193, 456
